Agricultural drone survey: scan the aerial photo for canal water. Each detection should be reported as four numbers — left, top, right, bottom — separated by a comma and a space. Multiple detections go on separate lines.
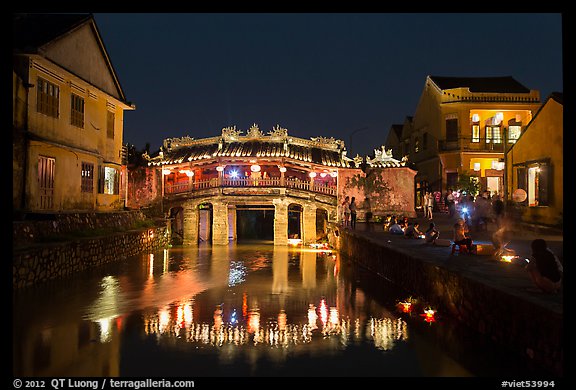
13, 243, 541, 378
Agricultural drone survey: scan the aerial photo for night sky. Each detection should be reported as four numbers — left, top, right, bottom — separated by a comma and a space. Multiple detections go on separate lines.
93, 13, 563, 157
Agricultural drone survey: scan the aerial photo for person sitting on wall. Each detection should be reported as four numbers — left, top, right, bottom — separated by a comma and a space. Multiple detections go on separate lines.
453, 218, 474, 253
526, 238, 563, 294
404, 222, 424, 239
388, 218, 405, 235
424, 222, 440, 244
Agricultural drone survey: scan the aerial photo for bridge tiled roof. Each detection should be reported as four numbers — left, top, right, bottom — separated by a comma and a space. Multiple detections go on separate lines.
147, 134, 355, 168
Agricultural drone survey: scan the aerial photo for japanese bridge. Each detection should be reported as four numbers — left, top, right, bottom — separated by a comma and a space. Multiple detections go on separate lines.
145, 124, 411, 246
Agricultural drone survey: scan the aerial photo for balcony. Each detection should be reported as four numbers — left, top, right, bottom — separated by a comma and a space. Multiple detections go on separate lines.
165, 176, 337, 197
438, 137, 508, 153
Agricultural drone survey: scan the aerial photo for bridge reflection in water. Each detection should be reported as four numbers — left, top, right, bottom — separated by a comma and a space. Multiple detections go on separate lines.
13, 244, 535, 377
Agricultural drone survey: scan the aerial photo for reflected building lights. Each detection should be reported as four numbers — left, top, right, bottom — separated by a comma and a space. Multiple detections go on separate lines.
307, 304, 318, 331
97, 317, 113, 343
163, 249, 169, 274
319, 299, 328, 327
141, 307, 408, 350
148, 253, 154, 278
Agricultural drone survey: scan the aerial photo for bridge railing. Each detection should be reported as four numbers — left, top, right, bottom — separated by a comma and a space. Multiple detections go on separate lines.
165, 177, 336, 197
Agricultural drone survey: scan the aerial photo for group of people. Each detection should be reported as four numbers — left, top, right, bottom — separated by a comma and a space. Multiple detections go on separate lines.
339, 190, 562, 294
341, 196, 373, 230
384, 215, 440, 243
340, 195, 357, 229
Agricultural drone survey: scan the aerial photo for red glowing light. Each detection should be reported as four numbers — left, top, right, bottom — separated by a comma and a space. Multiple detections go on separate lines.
398, 302, 413, 313
420, 308, 436, 323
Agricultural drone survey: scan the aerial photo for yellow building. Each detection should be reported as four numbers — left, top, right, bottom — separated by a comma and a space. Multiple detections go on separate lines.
505, 93, 563, 227
401, 75, 541, 206
13, 13, 134, 213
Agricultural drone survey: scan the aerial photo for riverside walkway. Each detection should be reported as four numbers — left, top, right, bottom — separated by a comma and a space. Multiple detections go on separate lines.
344, 211, 563, 315
338, 210, 564, 376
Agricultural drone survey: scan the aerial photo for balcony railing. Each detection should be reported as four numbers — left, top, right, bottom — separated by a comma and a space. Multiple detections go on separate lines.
438, 137, 513, 152
165, 177, 337, 197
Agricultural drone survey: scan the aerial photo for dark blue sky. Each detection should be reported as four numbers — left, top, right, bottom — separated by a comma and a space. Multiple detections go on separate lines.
94, 13, 563, 157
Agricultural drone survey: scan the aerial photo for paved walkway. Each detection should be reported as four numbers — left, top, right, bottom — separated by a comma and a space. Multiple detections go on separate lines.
345, 211, 563, 315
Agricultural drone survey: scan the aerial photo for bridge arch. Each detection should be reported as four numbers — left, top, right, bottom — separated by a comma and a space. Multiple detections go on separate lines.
168, 194, 336, 246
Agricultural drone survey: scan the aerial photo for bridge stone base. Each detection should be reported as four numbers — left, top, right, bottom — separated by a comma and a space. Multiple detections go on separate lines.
169, 192, 334, 246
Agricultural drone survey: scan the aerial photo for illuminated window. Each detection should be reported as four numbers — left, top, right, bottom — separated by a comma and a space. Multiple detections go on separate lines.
414, 137, 420, 153
485, 126, 501, 143
471, 124, 480, 143
71, 94, 84, 128
527, 164, 549, 206
37, 77, 59, 117
99, 166, 119, 195
516, 162, 549, 207
107, 111, 115, 139
81, 162, 94, 193
507, 118, 522, 144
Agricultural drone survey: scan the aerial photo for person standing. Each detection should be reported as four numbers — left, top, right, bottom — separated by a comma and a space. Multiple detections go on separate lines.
349, 196, 357, 229
341, 196, 350, 227
425, 191, 434, 220
446, 189, 455, 217
364, 197, 373, 230
492, 193, 505, 229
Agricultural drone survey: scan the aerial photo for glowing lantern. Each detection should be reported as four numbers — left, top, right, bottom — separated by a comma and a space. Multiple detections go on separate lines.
500, 255, 515, 263
250, 164, 261, 172
216, 166, 225, 172
279, 166, 287, 173
162, 169, 171, 175
320, 172, 327, 178
398, 301, 413, 313
309, 172, 317, 178
421, 308, 436, 323
330, 171, 338, 177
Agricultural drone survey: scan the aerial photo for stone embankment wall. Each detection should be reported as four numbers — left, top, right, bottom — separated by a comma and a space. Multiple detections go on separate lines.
13, 210, 149, 247
337, 229, 562, 377
13, 211, 170, 289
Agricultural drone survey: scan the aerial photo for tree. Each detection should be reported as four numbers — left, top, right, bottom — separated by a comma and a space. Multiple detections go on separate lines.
457, 170, 480, 196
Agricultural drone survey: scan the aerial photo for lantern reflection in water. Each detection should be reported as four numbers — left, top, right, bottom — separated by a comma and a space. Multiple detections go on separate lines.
397, 297, 416, 314
421, 307, 437, 323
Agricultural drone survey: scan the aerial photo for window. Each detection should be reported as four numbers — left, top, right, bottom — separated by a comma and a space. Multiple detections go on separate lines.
71, 94, 84, 128
107, 111, 115, 139
471, 124, 480, 143
527, 163, 549, 207
516, 163, 549, 207
508, 125, 521, 143
37, 77, 59, 117
507, 119, 522, 144
414, 137, 420, 153
446, 118, 458, 141
81, 162, 94, 193
99, 166, 119, 195
485, 126, 501, 143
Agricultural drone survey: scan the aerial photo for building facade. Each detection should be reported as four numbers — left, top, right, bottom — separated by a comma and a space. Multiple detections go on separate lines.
393, 75, 541, 208
13, 13, 134, 214
505, 93, 563, 227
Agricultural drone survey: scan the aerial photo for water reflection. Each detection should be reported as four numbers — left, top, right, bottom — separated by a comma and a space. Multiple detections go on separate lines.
13, 244, 536, 377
